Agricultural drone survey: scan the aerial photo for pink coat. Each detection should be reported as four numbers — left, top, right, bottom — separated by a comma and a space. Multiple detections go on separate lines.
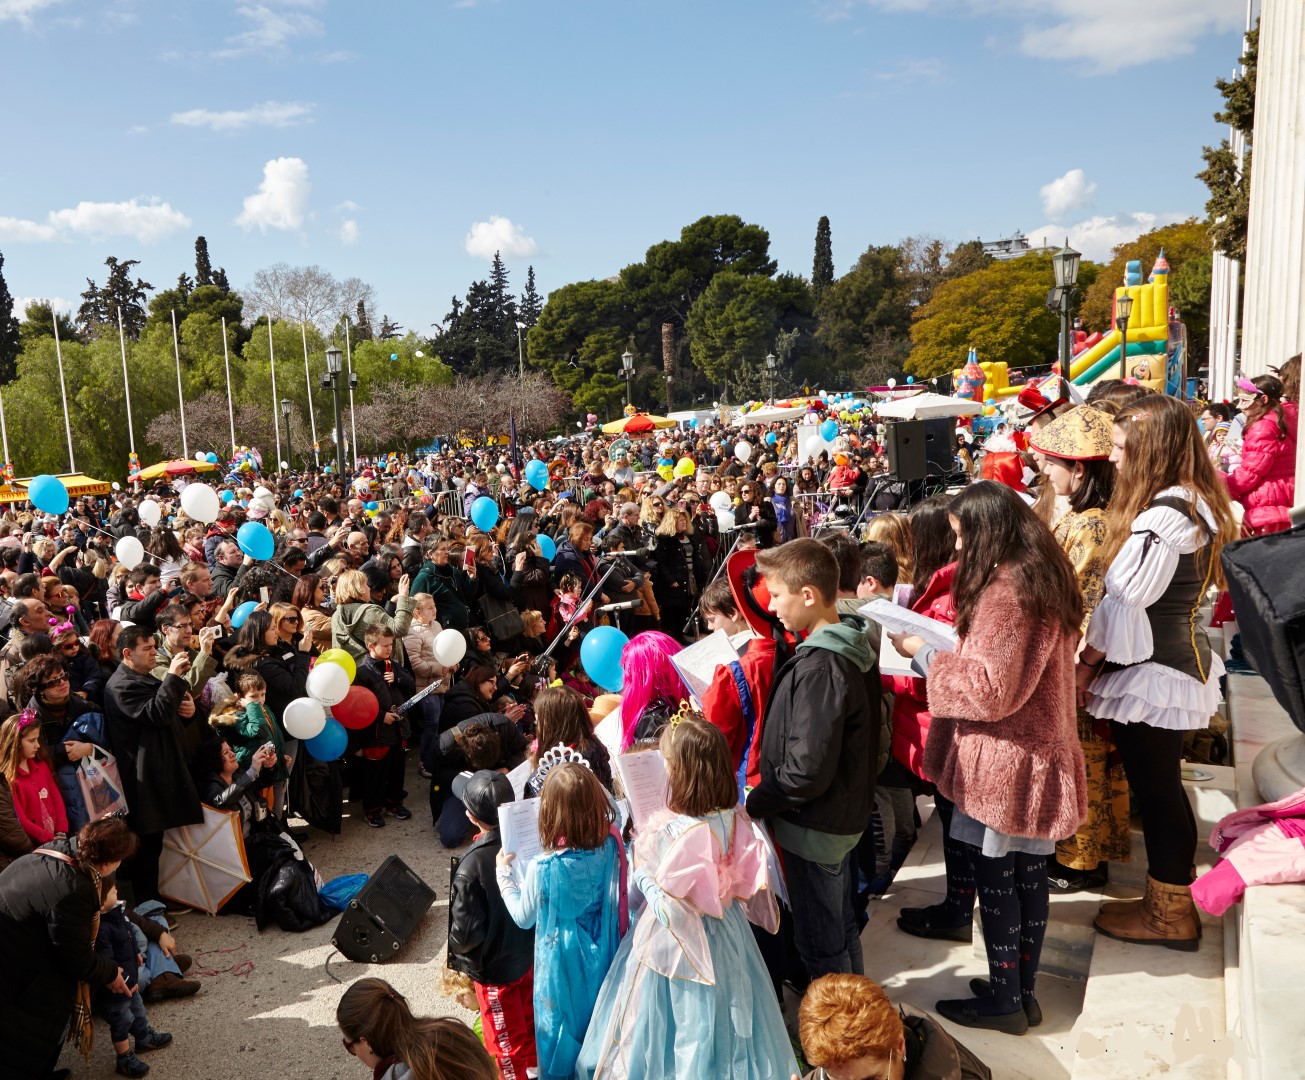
1191, 785, 1305, 916
923, 569, 1086, 841
1224, 403, 1298, 534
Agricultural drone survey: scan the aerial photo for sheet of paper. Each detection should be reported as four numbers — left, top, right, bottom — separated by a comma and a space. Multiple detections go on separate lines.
859, 598, 958, 654
671, 628, 741, 706
506, 759, 532, 801
876, 630, 918, 678
498, 798, 542, 886
594, 710, 624, 761
614, 749, 668, 830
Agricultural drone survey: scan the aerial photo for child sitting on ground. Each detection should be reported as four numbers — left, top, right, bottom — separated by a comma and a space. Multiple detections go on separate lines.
94, 875, 173, 1078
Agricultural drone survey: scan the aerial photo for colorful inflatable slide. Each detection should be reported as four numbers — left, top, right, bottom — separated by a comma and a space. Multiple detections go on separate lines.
1066, 252, 1172, 391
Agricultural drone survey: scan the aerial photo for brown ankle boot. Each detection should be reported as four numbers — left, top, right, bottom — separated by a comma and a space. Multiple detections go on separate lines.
1094, 874, 1201, 951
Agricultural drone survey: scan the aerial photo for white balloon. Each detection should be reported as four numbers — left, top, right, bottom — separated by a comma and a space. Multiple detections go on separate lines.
716, 509, 735, 532
283, 696, 327, 740
180, 483, 220, 523
115, 536, 144, 570
734, 441, 752, 463
434, 627, 467, 667
709, 491, 732, 513
306, 661, 351, 707
414, 350, 424, 358
137, 499, 161, 527
887, 378, 897, 388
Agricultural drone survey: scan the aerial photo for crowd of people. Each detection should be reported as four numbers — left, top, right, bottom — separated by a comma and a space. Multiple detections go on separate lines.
0, 360, 1297, 1080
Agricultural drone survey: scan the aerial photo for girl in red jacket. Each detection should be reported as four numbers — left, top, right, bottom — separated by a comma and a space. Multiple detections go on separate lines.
0, 709, 69, 844
1224, 374, 1298, 535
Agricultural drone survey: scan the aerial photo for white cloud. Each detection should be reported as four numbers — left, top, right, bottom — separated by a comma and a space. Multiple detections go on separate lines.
874, 57, 944, 83
0, 216, 61, 242
825, 1, 1241, 73
0, 0, 60, 25
464, 216, 538, 261
339, 219, 359, 244
171, 100, 314, 132
236, 156, 311, 232
1040, 168, 1097, 220
11, 296, 74, 320
1025, 211, 1187, 262
48, 198, 190, 242
214, 3, 323, 58
335, 199, 360, 212
127, 124, 149, 136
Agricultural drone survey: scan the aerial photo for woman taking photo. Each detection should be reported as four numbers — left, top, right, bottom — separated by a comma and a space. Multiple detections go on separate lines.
1223, 373, 1298, 535
412, 537, 479, 632
1079, 394, 1237, 951
735, 481, 778, 547
337, 977, 495, 1080
890, 481, 1086, 1034
1030, 407, 1131, 893
331, 568, 417, 665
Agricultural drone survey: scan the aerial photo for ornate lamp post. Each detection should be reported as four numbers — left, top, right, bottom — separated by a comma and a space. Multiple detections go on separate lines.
765, 352, 777, 403
621, 349, 634, 407
324, 345, 345, 475
280, 398, 293, 472
1051, 240, 1082, 374
1114, 292, 1134, 380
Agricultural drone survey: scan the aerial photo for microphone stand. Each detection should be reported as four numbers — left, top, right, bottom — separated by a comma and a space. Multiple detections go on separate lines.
532, 559, 620, 675
681, 524, 748, 639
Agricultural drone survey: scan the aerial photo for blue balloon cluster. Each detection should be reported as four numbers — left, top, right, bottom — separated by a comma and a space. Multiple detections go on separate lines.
580, 625, 629, 693
470, 496, 499, 532
524, 459, 549, 491
305, 718, 347, 761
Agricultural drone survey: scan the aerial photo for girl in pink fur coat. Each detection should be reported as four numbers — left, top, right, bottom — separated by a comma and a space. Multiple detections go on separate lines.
890, 481, 1086, 1036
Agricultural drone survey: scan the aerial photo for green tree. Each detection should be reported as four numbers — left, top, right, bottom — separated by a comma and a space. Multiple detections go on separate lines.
194, 236, 213, 287
19, 300, 78, 350
353, 299, 373, 342
908, 253, 1062, 379
527, 278, 631, 414
1198, 23, 1257, 261
519, 265, 543, 327
77, 256, 153, 339
1169, 255, 1212, 364
0, 252, 19, 384
812, 216, 834, 303
1078, 220, 1211, 331
814, 244, 911, 379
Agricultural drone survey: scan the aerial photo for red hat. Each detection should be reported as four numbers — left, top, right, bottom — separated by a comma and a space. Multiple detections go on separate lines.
725, 550, 796, 645
1015, 384, 1067, 421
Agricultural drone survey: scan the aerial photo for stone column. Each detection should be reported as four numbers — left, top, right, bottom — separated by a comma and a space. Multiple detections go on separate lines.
1241, 0, 1305, 381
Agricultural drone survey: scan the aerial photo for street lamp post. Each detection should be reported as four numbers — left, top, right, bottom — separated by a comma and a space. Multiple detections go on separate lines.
764, 352, 777, 403
1115, 292, 1135, 381
324, 345, 345, 475
621, 349, 634, 407
1051, 240, 1082, 375
515, 321, 527, 380
280, 398, 292, 472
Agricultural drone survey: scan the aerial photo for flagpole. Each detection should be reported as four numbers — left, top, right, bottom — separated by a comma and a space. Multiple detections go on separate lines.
221, 316, 237, 457
51, 313, 76, 472
170, 309, 189, 460
269, 320, 283, 475
300, 322, 321, 468
0, 382, 12, 474
117, 307, 136, 456
344, 319, 358, 470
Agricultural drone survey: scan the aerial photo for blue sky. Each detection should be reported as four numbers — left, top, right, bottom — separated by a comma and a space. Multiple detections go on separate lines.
1, 0, 1247, 332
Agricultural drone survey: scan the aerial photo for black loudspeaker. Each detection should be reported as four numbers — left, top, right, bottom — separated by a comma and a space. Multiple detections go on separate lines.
332, 855, 436, 962
886, 420, 927, 481
922, 417, 955, 478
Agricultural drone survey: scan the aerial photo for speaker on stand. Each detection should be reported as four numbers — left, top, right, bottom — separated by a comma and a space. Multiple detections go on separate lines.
332, 855, 436, 963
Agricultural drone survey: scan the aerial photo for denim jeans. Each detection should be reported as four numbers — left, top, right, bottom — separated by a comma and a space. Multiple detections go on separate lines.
97, 987, 150, 1044
782, 846, 864, 978
131, 902, 182, 992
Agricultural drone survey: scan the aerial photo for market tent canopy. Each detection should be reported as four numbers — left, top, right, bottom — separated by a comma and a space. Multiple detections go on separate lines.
0, 473, 112, 505
134, 459, 219, 483
875, 393, 983, 420
734, 405, 809, 425
601, 413, 678, 434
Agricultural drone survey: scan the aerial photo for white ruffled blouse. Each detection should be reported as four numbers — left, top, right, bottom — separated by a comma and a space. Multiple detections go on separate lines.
1084, 486, 1224, 731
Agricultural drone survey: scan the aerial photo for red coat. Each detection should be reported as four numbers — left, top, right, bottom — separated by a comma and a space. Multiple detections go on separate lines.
10, 760, 68, 844
885, 563, 957, 782
702, 637, 778, 789
1224, 403, 1298, 534
923, 569, 1086, 841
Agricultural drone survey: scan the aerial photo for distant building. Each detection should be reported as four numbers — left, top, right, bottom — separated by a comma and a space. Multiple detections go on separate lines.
980, 230, 1033, 261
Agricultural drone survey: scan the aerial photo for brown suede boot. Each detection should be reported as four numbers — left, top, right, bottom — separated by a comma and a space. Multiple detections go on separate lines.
1094, 874, 1201, 951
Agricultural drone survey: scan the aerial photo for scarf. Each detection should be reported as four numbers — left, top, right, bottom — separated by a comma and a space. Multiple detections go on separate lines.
34, 848, 99, 1057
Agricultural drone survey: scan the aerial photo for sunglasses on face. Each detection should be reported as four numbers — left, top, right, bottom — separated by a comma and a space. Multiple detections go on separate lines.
281, 616, 301, 625
39, 674, 69, 691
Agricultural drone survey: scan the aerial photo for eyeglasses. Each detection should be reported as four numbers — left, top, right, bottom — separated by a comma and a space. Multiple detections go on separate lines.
341, 1035, 361, 1055
281, 616, 301, 625
39, 674, 69, 691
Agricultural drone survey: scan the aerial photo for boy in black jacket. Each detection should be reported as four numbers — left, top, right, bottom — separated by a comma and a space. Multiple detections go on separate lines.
447, 770, 536, 1079
352, 625, 416, 828
745, 540, 879, 979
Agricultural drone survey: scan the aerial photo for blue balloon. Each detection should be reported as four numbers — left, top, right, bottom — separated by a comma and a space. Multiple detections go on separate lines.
390, 353, 398, 361
536, 533, 556, 562
365, 501, 379, 512
220, 490, 236, 503
324, 466, 333, 473
690, 418, 699, 428
237, 521, 274, 561
294, 489, 304, 498
205, 452, 219, 463
819, 419, 838, 442
470, 495, 499, 532
906, 376, 915, 384
27, 474, 69, 515
231, 600, 259, 630
305, 718, 348, 762
580, 624, 629, 693
524, 459, 549, 491
765, 432, 777, 445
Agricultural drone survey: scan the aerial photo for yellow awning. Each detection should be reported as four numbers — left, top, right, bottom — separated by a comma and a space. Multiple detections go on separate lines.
0, 473, 113, 504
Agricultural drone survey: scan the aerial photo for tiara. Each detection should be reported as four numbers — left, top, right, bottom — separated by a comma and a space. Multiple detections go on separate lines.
17, 708, 39, 731
533, 743, 592, 784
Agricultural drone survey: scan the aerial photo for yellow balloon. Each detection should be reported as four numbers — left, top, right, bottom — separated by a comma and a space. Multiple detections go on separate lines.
316, 649, 357, 683
673, 457, 696, 478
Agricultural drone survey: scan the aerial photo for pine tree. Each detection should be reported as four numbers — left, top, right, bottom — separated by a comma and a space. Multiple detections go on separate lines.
354, 298, 373, 341
1198, 23, 1258, 261
519, 265, 543, 327
194, 236, 213, 287
377, 316, 402, 340
0, 252, 19, 385
488, 251, 518, 340
812, 216, 834, 303
213, 267, 231, 293
77, 256, 153, 339
176, 272, 193, 301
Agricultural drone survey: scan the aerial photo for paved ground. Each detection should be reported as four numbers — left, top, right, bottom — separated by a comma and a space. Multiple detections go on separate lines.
63, 758, 472, 1080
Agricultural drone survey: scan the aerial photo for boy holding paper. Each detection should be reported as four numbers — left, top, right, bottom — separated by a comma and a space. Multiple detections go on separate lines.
447, 769, 537, 1080
744, 540, 880, 979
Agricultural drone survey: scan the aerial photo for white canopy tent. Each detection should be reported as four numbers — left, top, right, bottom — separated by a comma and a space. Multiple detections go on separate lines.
875, 392, 983, 420
734, 405, 809, 425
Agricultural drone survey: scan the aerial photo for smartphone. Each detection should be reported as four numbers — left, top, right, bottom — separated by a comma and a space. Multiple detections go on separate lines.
463, 548, 476, 572
259, 586, 270, 604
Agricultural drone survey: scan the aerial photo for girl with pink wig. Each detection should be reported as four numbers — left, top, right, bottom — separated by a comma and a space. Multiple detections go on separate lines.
618, 631, 690, 751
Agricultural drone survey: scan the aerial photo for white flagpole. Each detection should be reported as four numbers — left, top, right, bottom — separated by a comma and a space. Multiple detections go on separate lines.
269, 320, 283, 474
221, 316, 237, 456
300, 322, 321, 468
344, 319, 358, 469
51, 313, 76, 472
117, 307, 136, 455
0, 383, 11, 472
171, 309, 189, 460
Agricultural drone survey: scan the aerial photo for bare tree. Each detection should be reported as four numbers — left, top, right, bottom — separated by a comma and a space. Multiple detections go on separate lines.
244, 263, 376, 332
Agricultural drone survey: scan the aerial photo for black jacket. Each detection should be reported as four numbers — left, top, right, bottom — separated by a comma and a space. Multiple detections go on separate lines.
447, 829, 534, 986
652, 534, 702, 607
439, 680, 494, 735
33, 691, 100, 771
745, 638, 879, 839
354, 656, 416, 749
116, 588, 168, 631
737, 497, 778, 547
104, 665, 204, 836
95, 905, 140, 988
435, 713, 528, 788
0, 838, 118, 1068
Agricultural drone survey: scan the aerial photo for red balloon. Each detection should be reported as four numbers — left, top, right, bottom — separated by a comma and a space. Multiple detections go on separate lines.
333, 685, 379, 730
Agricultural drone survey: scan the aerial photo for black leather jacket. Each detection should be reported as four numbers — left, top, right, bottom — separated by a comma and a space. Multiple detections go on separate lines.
446, 829, 534, 986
